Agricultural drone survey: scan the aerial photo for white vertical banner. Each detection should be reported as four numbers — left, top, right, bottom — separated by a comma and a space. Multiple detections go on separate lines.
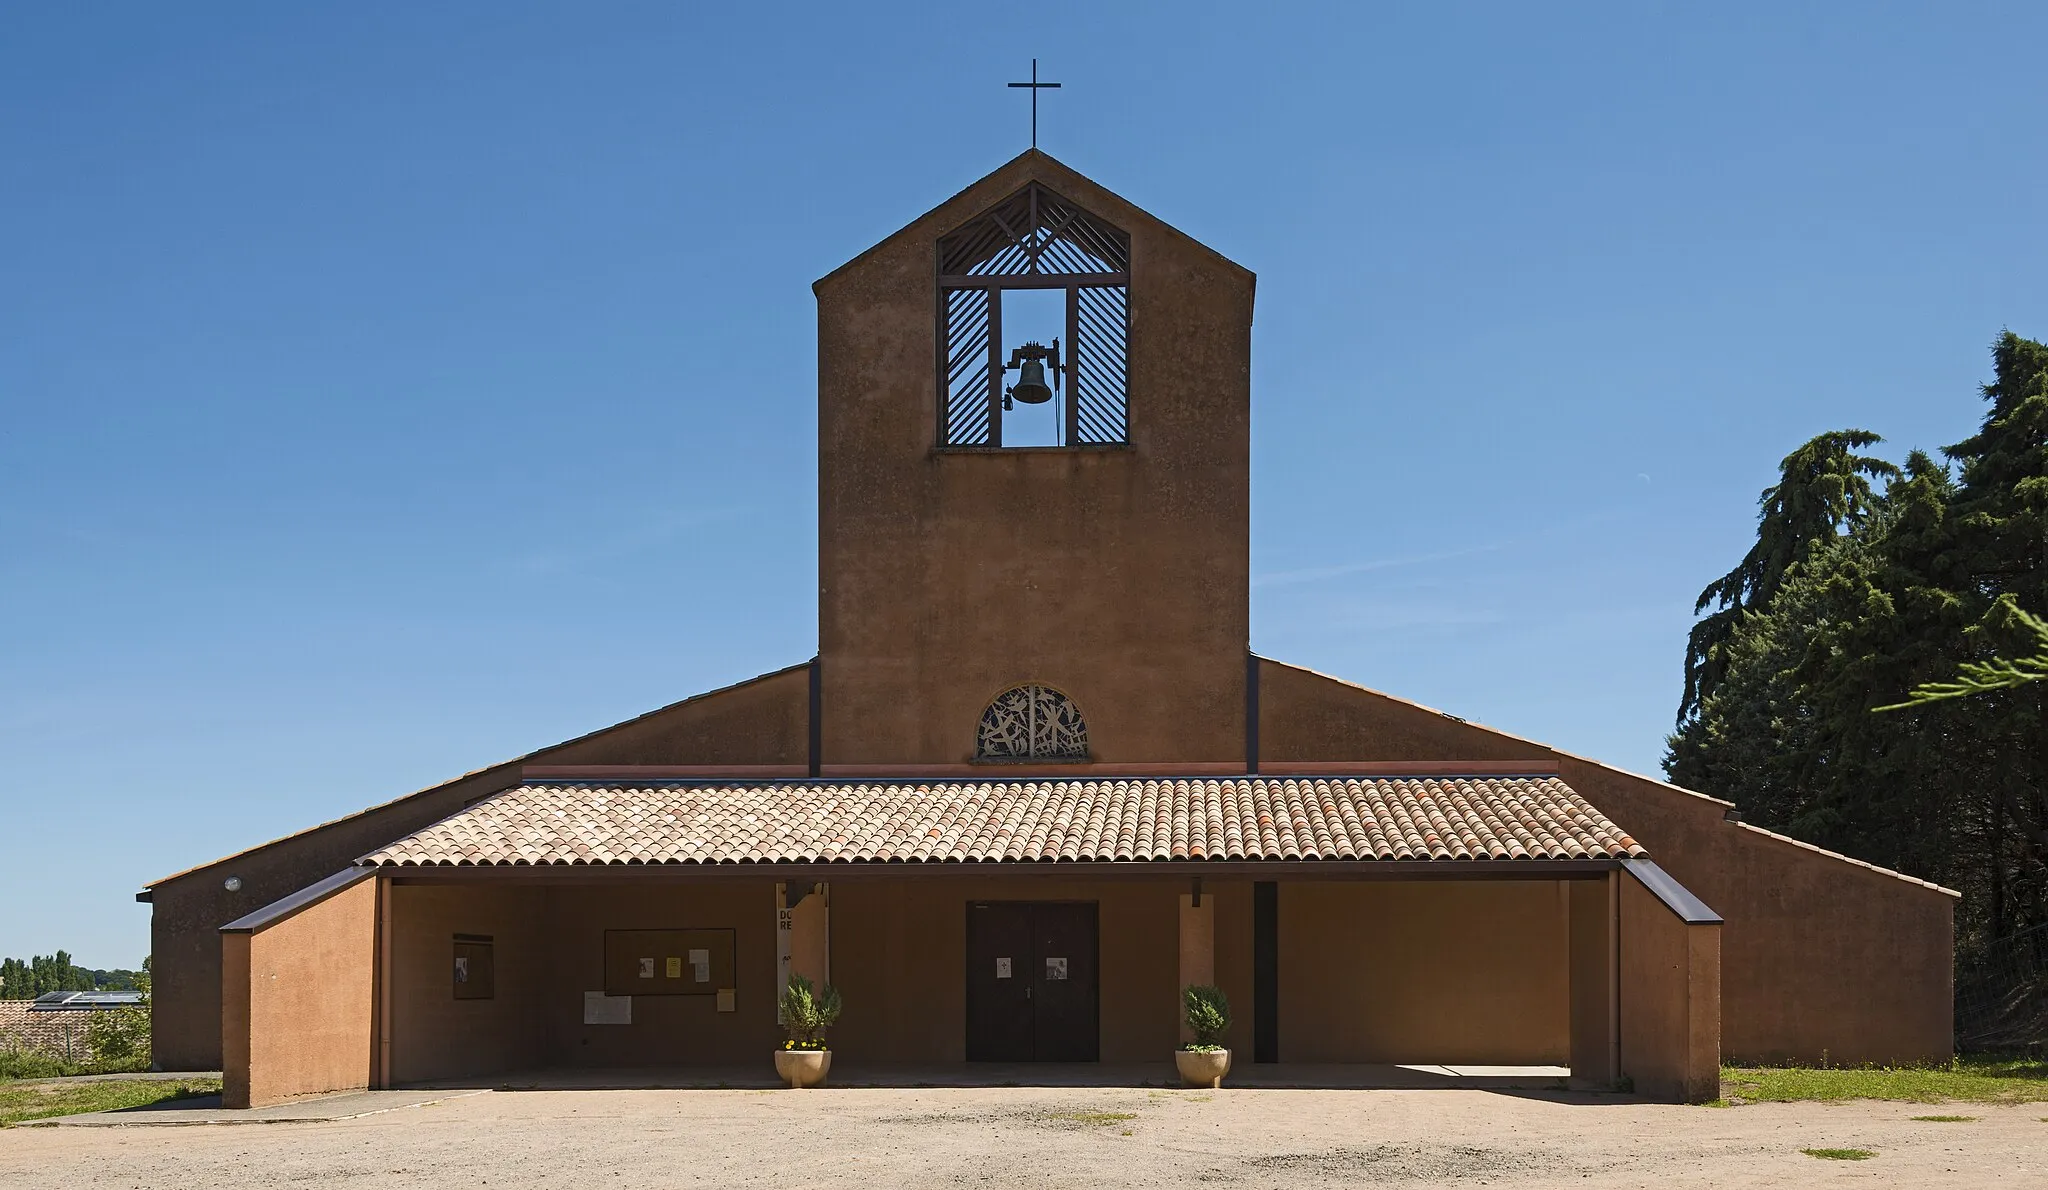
775, 882, 830, 1026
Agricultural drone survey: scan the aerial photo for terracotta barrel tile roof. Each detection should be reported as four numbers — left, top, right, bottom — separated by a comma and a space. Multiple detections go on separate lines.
359, 776, 1643, 867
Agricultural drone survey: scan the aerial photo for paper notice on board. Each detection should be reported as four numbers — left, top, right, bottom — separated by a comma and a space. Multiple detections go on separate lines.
689, 948, 710, 983
995, 957, 1012, 979
583, 991, 631, 1025
666, 957, 682, 979
638, 957, 654, 979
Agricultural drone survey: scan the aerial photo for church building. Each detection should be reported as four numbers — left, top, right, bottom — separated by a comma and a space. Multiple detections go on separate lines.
138, 152, 1955, 1108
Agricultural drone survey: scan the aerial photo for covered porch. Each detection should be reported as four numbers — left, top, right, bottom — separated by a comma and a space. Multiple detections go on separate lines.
219, 772, 1722, 1107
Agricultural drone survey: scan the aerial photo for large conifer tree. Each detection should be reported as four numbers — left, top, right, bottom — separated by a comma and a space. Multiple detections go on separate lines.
1668, 332, 2048, 962
1675, 431, 1899, 726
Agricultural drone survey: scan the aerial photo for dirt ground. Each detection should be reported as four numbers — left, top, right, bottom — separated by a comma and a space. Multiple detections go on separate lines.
2, 1085, 2044, 1188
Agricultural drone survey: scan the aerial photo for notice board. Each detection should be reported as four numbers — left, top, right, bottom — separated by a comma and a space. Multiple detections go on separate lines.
603, 928, 735, 997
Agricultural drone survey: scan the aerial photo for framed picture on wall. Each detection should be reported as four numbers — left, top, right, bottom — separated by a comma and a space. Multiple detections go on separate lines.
453, 933, 495, 1000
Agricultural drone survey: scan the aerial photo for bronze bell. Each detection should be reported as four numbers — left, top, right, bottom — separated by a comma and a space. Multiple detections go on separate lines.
1004, 340, 1059, 405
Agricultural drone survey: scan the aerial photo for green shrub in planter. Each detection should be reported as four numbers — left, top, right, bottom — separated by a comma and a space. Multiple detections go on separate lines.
1182, 984, 1230, 1051
778, 974, 842, 1051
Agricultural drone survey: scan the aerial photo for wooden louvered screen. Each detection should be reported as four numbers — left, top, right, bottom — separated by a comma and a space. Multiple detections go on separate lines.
942, 287, 995, 446
1069, 285, 1127, 445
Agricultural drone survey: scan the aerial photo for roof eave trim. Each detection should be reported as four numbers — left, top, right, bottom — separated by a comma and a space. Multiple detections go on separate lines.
1621, 857, 1722, 924
376, 857, 1626, 880
220, 866, 378, 935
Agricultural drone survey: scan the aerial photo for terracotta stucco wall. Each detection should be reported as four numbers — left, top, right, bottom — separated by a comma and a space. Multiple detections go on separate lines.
150, 664, 810, 1071
1618, 871, 1722, 1103
1278, 880, 1571, 1064
817, 152, 1253, 766
223, 876, 377, 1109
1257, 658, 1954, 1064
1561, 760, 1950, 1064
386, 884, 548, 1085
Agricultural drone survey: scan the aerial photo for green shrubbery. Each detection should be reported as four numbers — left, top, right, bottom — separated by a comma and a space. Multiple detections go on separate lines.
0, 1047, 85, 1081
0, 1037, 151, 1081
85, 1002, 150, 1066
1181, 984, 1230, 1050
778, 974, 842, 1051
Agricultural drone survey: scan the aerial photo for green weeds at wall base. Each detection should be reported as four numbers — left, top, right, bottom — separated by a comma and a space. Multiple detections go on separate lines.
0, 1078, 221, 1127
1719, 1056, 2048, 1105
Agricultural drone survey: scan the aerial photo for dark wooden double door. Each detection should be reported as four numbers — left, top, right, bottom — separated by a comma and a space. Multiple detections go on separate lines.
966, 901, 1099, 1062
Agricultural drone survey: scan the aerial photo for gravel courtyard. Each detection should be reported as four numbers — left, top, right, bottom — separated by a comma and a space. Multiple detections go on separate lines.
4, 1085, 2043, 1188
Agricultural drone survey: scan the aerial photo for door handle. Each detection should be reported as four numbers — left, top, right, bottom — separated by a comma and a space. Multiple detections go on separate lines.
1026, 986, 1032, 999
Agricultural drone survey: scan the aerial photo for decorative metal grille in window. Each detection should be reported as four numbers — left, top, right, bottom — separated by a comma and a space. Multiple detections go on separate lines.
938, 184, 1130, 448
976, 685, 1089, 761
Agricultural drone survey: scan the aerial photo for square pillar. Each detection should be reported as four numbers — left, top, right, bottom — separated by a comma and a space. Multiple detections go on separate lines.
1179, 890, 1215, 1043
1568, 872, 1619, 1088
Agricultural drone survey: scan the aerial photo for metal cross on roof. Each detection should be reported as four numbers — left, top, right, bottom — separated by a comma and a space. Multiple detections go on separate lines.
1007, 59, 1061, 149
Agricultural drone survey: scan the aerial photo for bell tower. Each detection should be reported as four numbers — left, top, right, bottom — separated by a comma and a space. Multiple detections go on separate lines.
814, 151, 1253, 765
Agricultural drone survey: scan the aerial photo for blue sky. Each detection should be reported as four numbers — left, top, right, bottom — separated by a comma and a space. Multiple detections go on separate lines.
4, 3, 2044, 966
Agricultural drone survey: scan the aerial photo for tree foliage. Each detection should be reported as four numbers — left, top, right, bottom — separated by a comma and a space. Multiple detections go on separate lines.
0, 952, 99, 999
1668, 332, 2048, 957
85, 959, 151, 1066
1878, 602, 2048, 708
1678, 430, 1900, 724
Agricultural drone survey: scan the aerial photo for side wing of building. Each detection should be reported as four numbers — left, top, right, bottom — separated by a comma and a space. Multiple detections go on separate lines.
1256, 656, 1956, 1065
143, 661, 813, 1071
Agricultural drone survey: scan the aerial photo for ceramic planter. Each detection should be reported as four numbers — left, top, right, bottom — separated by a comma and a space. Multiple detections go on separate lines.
774, 1049, 831, 1089
1175, 1047, 1230, 1088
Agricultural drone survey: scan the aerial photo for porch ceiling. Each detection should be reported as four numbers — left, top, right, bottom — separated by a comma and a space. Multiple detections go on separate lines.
359, 776, 1644, 868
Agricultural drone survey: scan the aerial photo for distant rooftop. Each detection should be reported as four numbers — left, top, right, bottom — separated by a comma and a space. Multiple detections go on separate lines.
27, 990, 144, 1010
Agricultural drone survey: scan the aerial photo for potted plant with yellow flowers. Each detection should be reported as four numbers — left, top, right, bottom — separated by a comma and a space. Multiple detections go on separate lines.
774, 974, 842, 1088
1175, 984, 1231, 1088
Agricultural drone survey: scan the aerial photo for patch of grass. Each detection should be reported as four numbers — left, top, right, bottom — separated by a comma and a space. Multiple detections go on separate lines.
1802, 1148, 1875, 1161
0, 1048, 150, 1081
0, 1078, 221, 1127
1719, 1055, 2048, 1106
1045, 1110, 1138, 1126
1910, 1114, 1977, 1122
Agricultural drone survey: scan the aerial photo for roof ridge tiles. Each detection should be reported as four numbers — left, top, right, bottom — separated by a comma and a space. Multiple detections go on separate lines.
356, 775, 1649, 869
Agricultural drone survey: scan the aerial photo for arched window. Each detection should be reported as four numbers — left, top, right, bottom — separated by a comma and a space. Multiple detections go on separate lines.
976, 685, 1089, 761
